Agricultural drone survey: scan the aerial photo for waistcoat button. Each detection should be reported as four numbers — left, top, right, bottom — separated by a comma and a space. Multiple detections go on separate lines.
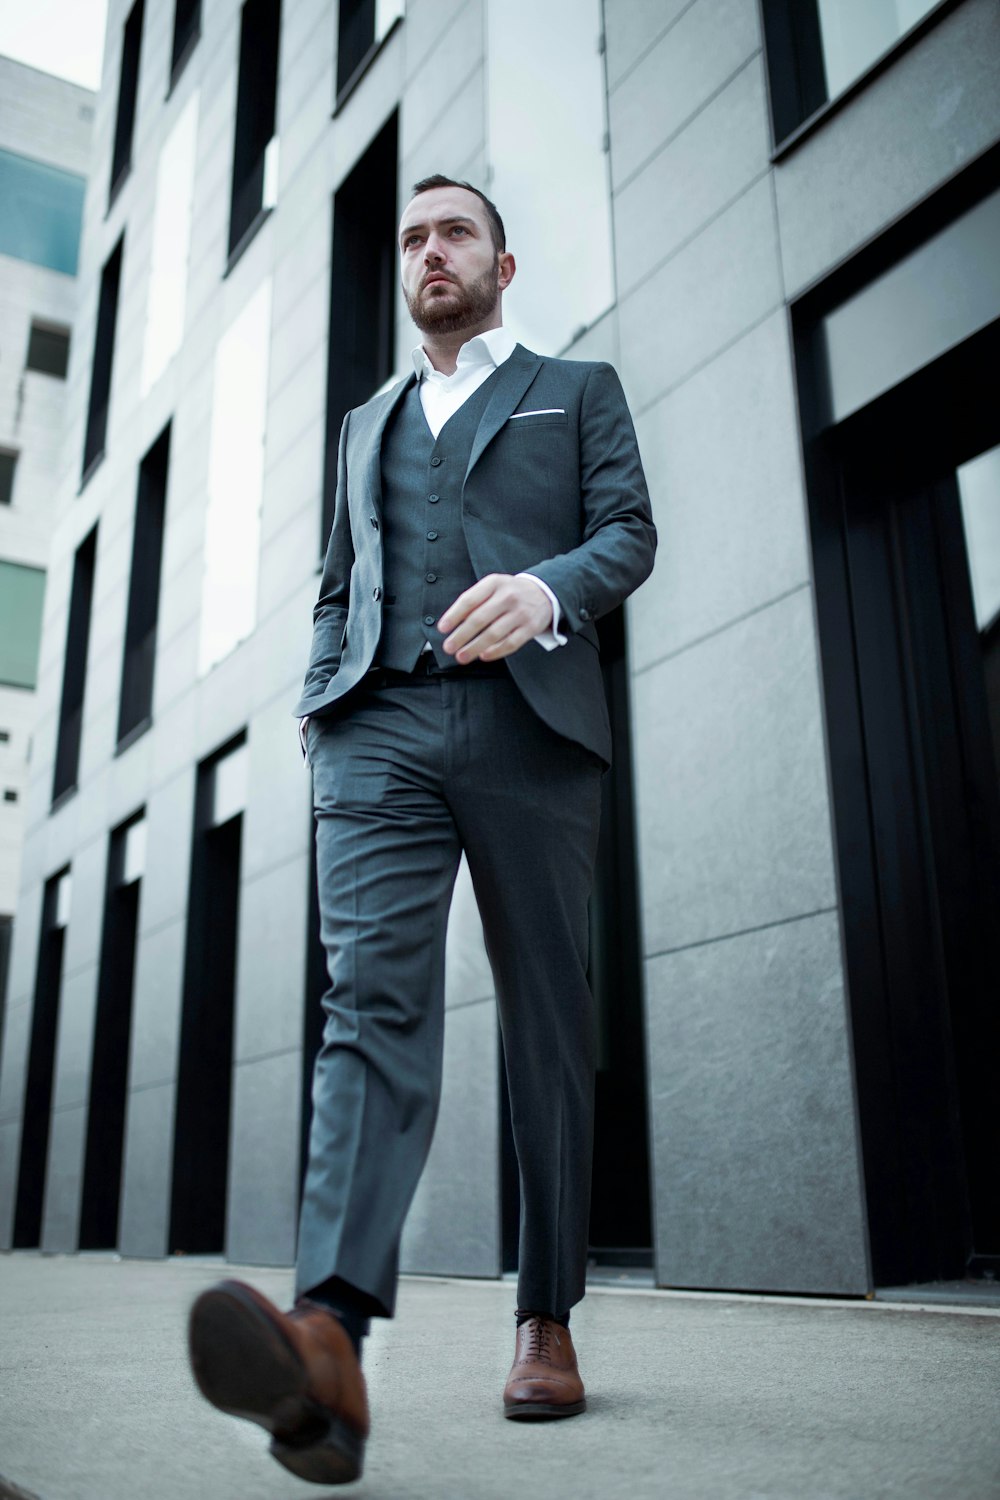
428, 494, 440, 503
424, 615, 435, 626
425, 573, 437, 583
426, 531, 438, 540
430, 456, 442, 467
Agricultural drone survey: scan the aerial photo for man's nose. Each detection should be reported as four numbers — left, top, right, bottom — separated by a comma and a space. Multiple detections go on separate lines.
423, 235, 446, 263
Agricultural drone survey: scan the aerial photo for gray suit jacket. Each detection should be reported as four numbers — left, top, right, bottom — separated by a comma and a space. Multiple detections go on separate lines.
293, 342, 656, 764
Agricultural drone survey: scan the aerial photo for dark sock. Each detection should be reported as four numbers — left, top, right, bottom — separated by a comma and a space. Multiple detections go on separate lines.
516, 1306, 570, 1330
303, 1275, 377, 1358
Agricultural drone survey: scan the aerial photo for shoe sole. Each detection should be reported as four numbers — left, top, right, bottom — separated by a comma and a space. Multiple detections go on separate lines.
188, 1279, 364, 1484
503, 1398, 587, 1420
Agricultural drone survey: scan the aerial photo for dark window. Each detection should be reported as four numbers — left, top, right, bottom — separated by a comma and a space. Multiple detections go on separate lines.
53, 526, 97, 804
762, 0, 945, 144
0, 450, 15, 506
110, 0, 145, 199
79, 813, 145, 1249
322, 111, 397, 546
336, 0, 403, 101
3, 790, 17, 803
0, 914, 11, 1021
26, 322, 70, 379
170, 735, 247, 1253
171, 0, 201, 82
83, 237, 124, 480
0, 730, 10, 742
228, 0, 281, 259
118, 424, 169, 746
13, 868, 71, 1248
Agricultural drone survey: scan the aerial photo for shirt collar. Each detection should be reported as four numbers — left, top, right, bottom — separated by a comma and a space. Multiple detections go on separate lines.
411, 325, 517, 382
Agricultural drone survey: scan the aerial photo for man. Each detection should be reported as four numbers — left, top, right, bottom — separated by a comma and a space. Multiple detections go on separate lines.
187, 175, 655, 1486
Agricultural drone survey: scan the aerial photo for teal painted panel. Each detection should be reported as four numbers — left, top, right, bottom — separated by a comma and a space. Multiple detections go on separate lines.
0, 148, 85, 275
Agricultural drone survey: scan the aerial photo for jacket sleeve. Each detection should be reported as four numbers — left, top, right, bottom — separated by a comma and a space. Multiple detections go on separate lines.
299, 411, 355, 699
527, 363, 656, 632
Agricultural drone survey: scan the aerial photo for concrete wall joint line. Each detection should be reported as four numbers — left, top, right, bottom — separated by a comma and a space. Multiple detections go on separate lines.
645, 905, 841, 962
236, 1042, 303, 1069
612, 50, 763, 197
633, 581, 812, 679
444, 991, 495, 1014
617, 164, 772, 301
606, 0, 703, 95
403, 56, 484, 164
630, 299, 787, 416
404, 0, 479, 84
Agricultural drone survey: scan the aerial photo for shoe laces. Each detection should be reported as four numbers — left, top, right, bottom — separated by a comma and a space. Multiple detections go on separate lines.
525, 1316, 554, 1364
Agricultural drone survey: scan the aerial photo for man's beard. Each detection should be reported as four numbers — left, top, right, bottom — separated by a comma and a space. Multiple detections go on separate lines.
405, 261, 500, 335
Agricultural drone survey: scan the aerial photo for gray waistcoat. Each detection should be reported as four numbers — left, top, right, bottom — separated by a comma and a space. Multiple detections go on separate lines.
377, 374, 498, 670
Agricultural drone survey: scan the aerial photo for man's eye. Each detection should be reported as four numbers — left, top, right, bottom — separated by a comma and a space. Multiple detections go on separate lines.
450, 226, 468, 236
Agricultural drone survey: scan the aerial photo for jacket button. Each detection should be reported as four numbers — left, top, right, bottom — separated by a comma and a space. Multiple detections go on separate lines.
425, 572, 437, 583
430, 456, 442, 467
373, 587, 382, 601
579, 607, 590, 620
426, 531, 438, 541
424, 615, 435, 626
428, 494, 440, 504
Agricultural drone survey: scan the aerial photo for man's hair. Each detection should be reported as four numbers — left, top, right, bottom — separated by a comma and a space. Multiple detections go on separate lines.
409, 174, 506, 254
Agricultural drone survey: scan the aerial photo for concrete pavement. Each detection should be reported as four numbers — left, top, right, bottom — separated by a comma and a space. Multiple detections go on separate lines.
1, 1253, 998, 1500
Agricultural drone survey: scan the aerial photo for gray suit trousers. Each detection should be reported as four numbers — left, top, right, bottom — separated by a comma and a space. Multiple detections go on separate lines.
295, 669, 603, 1318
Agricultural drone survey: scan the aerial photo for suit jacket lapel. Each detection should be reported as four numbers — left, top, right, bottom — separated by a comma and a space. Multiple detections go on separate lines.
359, 373, 415, 517
464, 344, 542, 483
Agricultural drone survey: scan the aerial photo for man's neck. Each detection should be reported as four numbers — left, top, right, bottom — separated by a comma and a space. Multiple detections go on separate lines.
421, 315, 503, 376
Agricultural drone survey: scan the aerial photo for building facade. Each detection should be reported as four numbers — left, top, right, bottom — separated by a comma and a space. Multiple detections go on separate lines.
1, 0, 998, 1294
0, 58, 93, 1016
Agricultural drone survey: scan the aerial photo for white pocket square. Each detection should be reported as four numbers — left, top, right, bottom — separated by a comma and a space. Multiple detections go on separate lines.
509, 408, 565, 418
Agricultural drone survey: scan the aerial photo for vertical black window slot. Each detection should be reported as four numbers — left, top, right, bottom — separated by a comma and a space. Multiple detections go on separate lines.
322, 110, 397, 547
171, 0, 202, 82
82, 237, 124, 480
0, 450, 15, 506
228, 0, 281, 258
79, 814, 145, 1249
110, 0, 145, 200
336, 0, 376, 97
53, 526, 98, 805
170, 735, 247, 1253
13, 868, 71, 1248
118, 424, 169, 746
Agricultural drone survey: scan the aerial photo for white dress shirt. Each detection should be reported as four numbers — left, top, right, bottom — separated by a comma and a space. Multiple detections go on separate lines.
411, 325, 566, 649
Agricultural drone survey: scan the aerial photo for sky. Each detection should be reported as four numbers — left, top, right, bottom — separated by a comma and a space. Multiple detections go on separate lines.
0, 0, 109, 91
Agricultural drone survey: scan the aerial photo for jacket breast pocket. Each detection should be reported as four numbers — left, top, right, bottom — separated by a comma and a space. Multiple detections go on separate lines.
507, 410, 568, 429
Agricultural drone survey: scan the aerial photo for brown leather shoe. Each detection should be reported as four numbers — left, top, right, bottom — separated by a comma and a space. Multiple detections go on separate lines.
503, 1316, 586, 1419
188, 1279, 369, 1484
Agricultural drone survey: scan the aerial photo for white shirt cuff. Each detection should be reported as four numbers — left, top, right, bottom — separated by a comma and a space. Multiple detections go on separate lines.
518, 574, 567, 651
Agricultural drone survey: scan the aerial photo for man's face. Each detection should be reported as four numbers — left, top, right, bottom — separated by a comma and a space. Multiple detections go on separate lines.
398, 186, 512, 336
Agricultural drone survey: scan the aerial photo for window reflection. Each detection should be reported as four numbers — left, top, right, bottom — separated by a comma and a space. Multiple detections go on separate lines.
142, 94, 198, 396
485, 0, 613, 355
957, 444, 1000, 635
0, 147, 86, 275
815, 0, 939, 99
198, 279, 271, 675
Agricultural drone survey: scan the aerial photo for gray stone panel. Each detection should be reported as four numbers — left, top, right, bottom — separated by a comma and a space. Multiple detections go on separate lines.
646, 910, 869, 1293
0, 999, 30, 1127
405, 0, 472, 80
775, 0, 1000, 297
5, 880, 43, 1010
234, 855, 310, 1063
128, 917, 185, 1091
118, 1080, 174, 1258
401, 995, 500, 1279
41, 1102, 86, 1252
60, 836, 107, 981
329, 45, 405, 194
633, 587, 837, 955
619, 176, 783, 410
0, 1116, 21, 1247
138, 772, 194, 935
401, 69, 484, 190
614, 54, 770, 299
604, 0, 694, 89
226, 1048, 301, 1266
51, 963, 98, 1111
401, 0, 482, 161
561, 306, 620, 367
256, 496, 320, 629
444, 856, 494, 1010
241, 698, 312, 884
608, 0, 760, 189
628, 311, 810, 672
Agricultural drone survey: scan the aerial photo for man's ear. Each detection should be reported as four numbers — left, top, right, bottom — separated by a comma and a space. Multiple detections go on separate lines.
498, 251, 516, 291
